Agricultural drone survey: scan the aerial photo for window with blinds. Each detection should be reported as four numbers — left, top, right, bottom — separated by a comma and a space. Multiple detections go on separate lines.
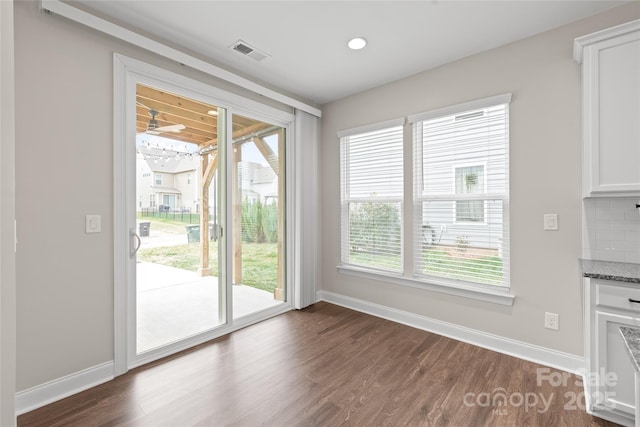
411, 95, 510, 287
339, 121, 404, 272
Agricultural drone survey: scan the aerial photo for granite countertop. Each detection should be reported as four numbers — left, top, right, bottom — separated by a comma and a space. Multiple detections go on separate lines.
620, 326, 640, 373
580, 259, 640, 284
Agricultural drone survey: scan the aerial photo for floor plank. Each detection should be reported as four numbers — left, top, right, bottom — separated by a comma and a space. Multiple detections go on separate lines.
18, 302, 619, 426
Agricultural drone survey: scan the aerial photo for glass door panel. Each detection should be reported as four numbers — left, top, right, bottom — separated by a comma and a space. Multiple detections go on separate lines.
231, 114, 286, 319
134, 83, 225, 354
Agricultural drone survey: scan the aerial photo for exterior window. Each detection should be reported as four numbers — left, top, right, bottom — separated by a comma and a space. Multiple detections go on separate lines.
413, 96, 510, 287
338, 94, 510, 292
150, 194, 156, 208
455, 165, 485, 223
187, 174, 191, 185
154, 174, 162, 186
339, 121, 404, 272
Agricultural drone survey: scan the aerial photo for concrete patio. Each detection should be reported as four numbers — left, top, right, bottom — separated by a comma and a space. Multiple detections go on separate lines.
137, 262, 282, 353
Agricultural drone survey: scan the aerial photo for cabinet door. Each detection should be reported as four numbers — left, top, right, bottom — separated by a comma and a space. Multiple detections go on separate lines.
594, 311, 640, 416
583, 31, 640, 196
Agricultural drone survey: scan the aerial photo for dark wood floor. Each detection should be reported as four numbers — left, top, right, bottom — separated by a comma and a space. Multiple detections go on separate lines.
19, 302, 618, 426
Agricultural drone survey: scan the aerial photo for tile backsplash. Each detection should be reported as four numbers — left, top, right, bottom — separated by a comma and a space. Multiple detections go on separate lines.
583, 197, 640, 263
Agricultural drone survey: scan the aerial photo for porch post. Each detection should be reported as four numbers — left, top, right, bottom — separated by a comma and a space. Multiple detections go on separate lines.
198, 153, 211, 276
274, 129, 285, 301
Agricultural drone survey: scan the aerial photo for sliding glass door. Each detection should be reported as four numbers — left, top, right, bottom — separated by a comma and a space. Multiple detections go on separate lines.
124, 78, 289, 367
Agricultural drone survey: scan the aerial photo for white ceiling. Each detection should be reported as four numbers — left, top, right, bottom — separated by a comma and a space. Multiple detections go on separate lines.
77, 0, 629, 106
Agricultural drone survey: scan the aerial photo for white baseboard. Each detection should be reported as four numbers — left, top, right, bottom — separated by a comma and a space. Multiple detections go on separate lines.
15, 361, 114, 416
317, 290, 584, 374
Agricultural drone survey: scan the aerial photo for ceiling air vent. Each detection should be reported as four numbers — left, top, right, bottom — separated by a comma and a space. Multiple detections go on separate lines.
230, 40, 269, 62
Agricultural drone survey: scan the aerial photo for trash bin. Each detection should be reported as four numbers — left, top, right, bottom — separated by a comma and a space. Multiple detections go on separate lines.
139, 222, 150, 237
185, 225, 200, 243
185, 224, 217, 243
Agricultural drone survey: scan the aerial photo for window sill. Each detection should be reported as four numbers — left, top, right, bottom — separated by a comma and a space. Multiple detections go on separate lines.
337, 265, 515, 306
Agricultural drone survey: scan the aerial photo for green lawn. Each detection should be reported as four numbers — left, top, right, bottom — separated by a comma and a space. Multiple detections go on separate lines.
348, 247, 503, 286
137, 211, 200, 225
138, 242, 279, 293
349, 252, 402, 271
136, 216, 186, 235
422, 249, 503, 285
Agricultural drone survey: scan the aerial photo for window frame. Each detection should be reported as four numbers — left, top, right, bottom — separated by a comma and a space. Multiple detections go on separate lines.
337, 94, 513, 306
452, 162, 487, 225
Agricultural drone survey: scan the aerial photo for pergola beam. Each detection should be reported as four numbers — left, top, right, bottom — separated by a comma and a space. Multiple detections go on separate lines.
252, 137, 279, 176
198, 122, 276, 152
203, 153, 218, 188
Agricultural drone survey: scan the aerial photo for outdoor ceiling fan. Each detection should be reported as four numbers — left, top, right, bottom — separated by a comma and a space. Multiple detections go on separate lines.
145, 109, 185, 135
137, 101, 186, 135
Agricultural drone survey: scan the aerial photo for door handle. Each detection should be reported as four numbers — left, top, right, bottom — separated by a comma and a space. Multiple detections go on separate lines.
629, 298, 640, 304
130, 229, 142, 258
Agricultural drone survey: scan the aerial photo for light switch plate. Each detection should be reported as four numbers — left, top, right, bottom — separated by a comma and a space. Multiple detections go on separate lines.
85, 215, 101, 233
544, 214, 558, 231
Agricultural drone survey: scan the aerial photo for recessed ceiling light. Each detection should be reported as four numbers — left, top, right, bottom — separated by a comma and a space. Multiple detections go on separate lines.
207, 110, 219, 116
348, 37, 367, 50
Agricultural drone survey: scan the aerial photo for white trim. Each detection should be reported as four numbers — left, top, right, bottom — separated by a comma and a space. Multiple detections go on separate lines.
40, 0, 321, 118
113, 53, 131, 376
408, 93, 512, 123
337, 117, 405, 139
317, 290, 584, 374
15, 362, 114, 416
574, 19, 640, 63
337, 265, 515, 306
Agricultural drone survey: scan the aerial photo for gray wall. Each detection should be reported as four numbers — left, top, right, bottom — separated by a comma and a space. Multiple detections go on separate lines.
1, 0, 16, 424
320, 3, 640, 357
13, 0, 295, 392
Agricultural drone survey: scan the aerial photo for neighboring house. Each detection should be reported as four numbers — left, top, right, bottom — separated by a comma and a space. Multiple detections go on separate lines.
136, 152, 278, 213
237, 161, 278, 205
136, 151, 198, 212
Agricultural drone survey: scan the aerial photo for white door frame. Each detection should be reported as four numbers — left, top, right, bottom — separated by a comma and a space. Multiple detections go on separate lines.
113, 54, 295, 375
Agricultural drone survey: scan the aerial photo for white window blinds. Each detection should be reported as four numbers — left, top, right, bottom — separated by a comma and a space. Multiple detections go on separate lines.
412, 95, 510, 287
339, 120, 404, 272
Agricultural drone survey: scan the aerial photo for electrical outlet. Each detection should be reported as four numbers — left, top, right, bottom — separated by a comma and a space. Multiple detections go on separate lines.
545, 312, 559, 330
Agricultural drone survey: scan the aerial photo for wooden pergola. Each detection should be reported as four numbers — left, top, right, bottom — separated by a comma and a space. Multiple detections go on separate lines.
136, 84, 284, 300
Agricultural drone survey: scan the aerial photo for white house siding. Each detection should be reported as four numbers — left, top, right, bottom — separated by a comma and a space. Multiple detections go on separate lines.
237, 161, 278, 204
174, 170, 197, 211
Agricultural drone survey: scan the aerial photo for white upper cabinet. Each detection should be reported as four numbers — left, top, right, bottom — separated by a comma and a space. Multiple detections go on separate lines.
575, 20, 640, 198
